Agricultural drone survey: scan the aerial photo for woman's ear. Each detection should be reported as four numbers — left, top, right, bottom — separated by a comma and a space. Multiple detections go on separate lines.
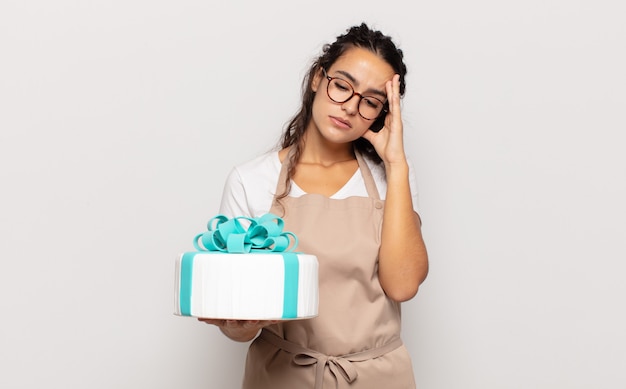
311, 68, 323, 93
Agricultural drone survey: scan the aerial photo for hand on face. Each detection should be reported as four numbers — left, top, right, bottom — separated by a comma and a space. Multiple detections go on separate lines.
361, 74, 407, 165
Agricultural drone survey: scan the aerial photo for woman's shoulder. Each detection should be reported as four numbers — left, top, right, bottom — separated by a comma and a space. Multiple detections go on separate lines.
362, 154, 420, 214
220, 150, 282, 217
228, 150, 282, 199
232, 150, 281, 177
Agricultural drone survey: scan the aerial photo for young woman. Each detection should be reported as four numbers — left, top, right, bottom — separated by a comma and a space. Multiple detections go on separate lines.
201, 23, 429, 389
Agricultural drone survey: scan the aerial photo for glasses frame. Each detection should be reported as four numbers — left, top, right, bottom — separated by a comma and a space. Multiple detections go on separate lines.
322, 68, 388, 121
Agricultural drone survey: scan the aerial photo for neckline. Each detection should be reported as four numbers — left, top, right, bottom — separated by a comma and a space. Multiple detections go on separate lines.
290, 168, 361, 198
273, 149, 381, 200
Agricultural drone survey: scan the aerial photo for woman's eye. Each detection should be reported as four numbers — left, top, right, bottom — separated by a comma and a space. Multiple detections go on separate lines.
333, 80, 350, 91
363, 98, 380, 109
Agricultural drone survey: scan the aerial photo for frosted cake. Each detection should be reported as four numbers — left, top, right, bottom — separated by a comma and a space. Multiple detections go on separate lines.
175, 213, 318, 320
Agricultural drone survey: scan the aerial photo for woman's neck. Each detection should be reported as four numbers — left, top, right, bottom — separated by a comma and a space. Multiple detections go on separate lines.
299, 130, 355, 167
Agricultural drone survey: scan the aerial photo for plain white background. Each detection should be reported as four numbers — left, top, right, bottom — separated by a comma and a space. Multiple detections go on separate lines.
1, 0, 625, 388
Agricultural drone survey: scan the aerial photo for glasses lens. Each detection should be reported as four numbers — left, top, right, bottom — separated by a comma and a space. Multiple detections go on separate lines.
359, 97, 384, 120
327, 78, 353, 103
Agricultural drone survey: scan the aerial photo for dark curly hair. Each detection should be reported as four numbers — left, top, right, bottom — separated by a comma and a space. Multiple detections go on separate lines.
276, 23, 408, 204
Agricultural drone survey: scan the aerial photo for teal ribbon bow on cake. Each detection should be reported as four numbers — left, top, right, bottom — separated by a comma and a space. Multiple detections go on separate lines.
179, 213, 301, 319
193, 213, 298, 253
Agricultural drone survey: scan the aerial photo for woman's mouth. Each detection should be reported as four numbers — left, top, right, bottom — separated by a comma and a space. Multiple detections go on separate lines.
329, 116, 352, 129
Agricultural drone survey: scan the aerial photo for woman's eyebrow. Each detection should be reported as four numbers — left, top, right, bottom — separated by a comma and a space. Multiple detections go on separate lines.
334, 70, 387, 97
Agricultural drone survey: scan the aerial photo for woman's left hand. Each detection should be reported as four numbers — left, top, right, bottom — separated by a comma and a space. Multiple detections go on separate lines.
360, 74, 406, 165
362, 74, 428, 302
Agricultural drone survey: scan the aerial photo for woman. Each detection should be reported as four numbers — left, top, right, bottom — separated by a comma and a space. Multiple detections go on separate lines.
201, 23, 429, 388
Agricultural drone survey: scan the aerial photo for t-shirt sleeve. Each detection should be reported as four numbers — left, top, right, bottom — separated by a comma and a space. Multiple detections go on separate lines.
218, 167, 252, 218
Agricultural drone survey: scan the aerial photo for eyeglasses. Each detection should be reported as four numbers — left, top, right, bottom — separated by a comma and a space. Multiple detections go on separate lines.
322, 68, 387, 120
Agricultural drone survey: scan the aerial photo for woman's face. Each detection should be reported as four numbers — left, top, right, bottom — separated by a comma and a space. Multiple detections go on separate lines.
309, 47, 395, 145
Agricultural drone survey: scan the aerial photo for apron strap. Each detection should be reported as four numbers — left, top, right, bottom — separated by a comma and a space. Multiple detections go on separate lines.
259, 329, 402, 389
354, 150, 381, 200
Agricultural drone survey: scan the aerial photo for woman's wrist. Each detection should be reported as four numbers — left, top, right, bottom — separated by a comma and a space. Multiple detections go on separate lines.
384, 158, 409, 179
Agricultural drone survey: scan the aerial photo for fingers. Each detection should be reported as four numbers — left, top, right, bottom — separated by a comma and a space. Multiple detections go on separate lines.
387, 74, 401, 116
197, 318, 279, 329
197, 318, 225, 326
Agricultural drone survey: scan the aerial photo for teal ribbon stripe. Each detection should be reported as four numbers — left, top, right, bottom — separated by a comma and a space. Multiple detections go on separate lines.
179, 213, 300, 319
179, 252, 196, 316
281, 252, 300, 319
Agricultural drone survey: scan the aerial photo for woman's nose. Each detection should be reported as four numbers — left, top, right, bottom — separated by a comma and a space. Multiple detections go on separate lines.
341, 95, 360, 116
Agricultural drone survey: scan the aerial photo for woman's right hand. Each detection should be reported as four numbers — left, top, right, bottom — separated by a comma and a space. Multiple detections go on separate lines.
198, 318, 279, 342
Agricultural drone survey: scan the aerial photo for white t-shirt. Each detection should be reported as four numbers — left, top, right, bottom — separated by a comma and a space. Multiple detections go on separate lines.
219, 151, 420, 218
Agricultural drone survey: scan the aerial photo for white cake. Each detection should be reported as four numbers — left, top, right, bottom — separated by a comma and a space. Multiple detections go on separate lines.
174, 252, 318, 320
174, 214, 319, 320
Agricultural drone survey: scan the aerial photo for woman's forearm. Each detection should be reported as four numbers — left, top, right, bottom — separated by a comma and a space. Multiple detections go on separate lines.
378, 161, 429, 302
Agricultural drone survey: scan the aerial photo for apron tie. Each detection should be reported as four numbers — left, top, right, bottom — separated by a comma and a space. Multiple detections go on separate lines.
260, 329, 403, 389
293, 352, 358, 389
